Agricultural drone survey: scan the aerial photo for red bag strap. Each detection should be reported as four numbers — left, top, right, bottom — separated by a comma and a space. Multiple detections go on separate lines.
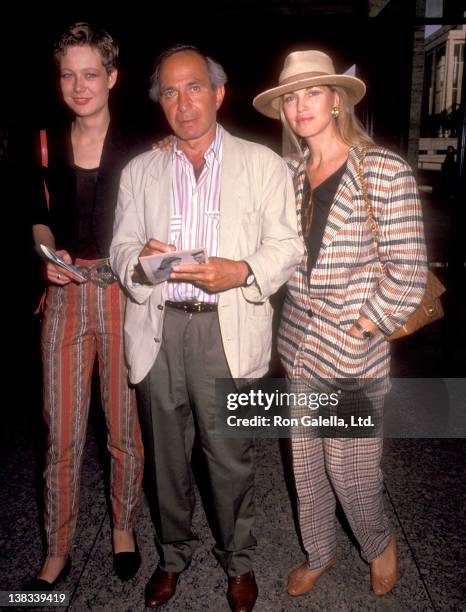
34, 129, 50, 317
34, 290, 47, 316
39, 129, 50, 209
39, 129, 48, 167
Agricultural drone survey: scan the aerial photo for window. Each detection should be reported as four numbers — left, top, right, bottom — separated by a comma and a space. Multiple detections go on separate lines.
434, 44, 446, 113
451, 42, 464, 106
425, 0, 443, 19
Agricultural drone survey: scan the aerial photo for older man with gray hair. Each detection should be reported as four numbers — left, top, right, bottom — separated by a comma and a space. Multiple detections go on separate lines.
111, 44, 303, 611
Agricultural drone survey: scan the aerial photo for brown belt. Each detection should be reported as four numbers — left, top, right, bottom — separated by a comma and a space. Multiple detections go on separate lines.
165, 300, 218, 313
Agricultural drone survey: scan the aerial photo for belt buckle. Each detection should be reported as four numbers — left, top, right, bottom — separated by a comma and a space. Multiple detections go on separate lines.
77, 262, 116, 287
90, 263, 117, 287
187, 302, 207, 313
77, 266, 90, 284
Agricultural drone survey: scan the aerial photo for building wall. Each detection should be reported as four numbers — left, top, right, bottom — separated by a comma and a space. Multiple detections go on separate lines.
418, 24, 465, 170
368, 0, 391, 17
408, 25, 428, 168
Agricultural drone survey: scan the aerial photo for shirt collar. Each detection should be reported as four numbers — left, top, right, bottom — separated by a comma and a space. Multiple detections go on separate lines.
173, 123, 223, 167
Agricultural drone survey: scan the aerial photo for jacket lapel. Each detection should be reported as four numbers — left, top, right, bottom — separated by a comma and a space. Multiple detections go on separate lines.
145, 151, 172, 243
292, 159, 307, 240
218, 128, 249, 259
320, 145, 361, 252
93, 122, 127, 253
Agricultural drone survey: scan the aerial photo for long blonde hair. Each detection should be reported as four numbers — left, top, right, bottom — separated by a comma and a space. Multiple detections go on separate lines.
280, 84, 374, 158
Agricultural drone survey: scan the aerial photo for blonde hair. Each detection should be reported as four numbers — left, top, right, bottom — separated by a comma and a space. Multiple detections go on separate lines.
280, 84, 374, 158
54, 22, 118, 75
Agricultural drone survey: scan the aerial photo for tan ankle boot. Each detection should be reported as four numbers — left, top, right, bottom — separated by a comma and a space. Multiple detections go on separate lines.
287, 558, 336, 596
370, 530, 398, 595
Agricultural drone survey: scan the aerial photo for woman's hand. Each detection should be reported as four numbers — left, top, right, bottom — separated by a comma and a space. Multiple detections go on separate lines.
45, 250, 84, 286
151, 135, 175, 151
348, 316, 379, 339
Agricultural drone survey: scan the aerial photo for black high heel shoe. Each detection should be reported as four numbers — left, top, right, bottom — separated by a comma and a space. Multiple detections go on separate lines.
113, 532, 141, 581
24, 557, 72, 591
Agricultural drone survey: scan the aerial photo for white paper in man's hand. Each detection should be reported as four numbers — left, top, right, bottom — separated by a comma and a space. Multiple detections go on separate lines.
139, 247, 207, 285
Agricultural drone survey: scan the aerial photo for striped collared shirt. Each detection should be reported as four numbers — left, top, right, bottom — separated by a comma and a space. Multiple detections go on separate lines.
166, 124, 222, 303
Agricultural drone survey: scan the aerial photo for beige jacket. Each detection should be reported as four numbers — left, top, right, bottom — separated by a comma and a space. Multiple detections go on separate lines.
110, 127, 304, 384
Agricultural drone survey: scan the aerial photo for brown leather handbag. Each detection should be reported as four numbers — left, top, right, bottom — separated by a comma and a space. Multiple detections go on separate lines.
357, 148, 445, 341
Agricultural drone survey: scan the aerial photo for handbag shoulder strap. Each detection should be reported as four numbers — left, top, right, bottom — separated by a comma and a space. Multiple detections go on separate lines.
356, 145, 386, 273
38, 129, 50, 209
34, 129, 50, 317
39, 129, 48, 167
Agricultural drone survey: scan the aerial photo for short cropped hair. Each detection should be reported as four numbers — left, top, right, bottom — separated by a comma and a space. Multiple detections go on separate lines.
149, 44, 227, 103
54, 21, 119, 74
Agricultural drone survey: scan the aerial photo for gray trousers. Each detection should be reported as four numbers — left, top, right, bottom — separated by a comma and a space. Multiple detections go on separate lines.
137, 307, 256, 576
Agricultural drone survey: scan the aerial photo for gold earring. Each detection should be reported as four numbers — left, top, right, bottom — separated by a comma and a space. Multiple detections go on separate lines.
331, 106, 340, 118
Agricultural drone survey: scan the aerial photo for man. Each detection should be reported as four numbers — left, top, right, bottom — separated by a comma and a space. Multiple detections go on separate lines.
110, 44, 303, 611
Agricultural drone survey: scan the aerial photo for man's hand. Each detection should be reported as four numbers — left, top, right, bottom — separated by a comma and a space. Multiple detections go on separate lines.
170, 257, 249, 293
132, 239, 176, 283
45, 250, 83, 286
139, 239, 175, 258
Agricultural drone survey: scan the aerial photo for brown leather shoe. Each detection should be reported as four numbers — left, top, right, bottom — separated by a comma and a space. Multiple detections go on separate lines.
287, 558, 336, 596
145, 566, 181, 608
227, 570, 258, 612
370, 530, 398, 595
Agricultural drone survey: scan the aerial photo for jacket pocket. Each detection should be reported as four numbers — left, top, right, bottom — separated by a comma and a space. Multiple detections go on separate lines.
244, 312, 272, 374
238, 210, 262, 254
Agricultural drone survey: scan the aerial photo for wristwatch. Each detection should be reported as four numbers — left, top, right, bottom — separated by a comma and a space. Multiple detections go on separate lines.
243, 263, 256, 287
354, 320, 373, 339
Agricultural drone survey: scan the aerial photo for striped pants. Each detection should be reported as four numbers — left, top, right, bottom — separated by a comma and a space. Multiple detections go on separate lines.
290, 388, 391, 569
40, 274, 144, 556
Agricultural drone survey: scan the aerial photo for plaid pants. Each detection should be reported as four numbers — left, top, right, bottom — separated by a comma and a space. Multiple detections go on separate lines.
289, 381, 390, 568
41, 273, 144, 556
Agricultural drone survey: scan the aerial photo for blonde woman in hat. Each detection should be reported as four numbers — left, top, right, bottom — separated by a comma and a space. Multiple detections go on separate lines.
254, 51, 427, 596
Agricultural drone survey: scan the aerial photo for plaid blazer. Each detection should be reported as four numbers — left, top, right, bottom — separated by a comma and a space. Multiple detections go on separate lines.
278, 145, 427, 390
